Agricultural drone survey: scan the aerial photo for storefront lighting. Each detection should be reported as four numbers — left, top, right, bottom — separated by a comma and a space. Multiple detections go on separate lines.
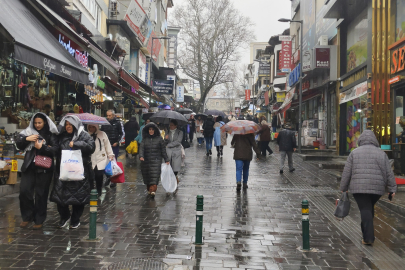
357, 109, 362, 113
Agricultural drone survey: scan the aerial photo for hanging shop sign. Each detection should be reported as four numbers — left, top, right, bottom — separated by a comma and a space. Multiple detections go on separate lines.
389, 75, 405, 84
302, 50, 312, 72
114, 91, 123, 101
390, 43, 405, 74
153, 79, 174, 94
85, 85, 103, 102
279, 36, 292, 73
315, 48, 330, 68
147, 31, 162, 61
131, 86, 138, 94
139, 50, 147, 83
97, 79, 105, 89
145, 62, 150, 85
276, 92, 286, 103
339, 81, 367, 104
245, 89, 251, 101
177, 86, 184, 102
288, 63, 301, 87
259, 61, 271, 76
124, 0, 153, 45
293, 49, 300, 64
58, 34, 88, 68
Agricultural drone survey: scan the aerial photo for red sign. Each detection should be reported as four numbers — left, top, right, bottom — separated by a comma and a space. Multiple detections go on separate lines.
389, 75, 401, 84
391, 45, 405, 74
293, 49, 300, 64
280, 36, 292, 72
147, 31, 162, 61
245, 89, 251, 101
55, 32, 88, 68
315, 48, 330, 68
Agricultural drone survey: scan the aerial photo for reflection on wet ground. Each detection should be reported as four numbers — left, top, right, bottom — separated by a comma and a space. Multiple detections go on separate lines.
0, 142, 404, 269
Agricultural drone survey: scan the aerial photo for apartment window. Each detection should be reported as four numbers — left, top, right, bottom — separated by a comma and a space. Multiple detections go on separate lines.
81, 0, 96, 17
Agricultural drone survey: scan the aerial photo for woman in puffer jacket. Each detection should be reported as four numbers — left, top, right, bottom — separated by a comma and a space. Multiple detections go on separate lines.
87, 124, 115, 196
50, 115, 95, 230
340, 130, 397, 245
139, 123, 169, 198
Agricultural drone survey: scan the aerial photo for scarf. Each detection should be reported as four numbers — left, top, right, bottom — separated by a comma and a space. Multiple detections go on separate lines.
59, 115, 85, 141
170, 129, 177, 141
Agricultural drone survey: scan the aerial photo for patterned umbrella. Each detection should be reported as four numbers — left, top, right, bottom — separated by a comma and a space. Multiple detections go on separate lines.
221, 120, 261, 135
158, 104, 171, 110
67, 113, 110, 125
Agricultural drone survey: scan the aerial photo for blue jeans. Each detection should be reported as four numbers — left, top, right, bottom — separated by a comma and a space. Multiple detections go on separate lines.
272, 126, 277, 133
197, 137, 204, 144
235, 160, 251, 183
205, 137, 213, 152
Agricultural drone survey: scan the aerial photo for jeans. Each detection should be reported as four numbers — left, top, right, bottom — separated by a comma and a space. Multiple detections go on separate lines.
272, 126, 277, 133
197, 138, 204, 144
57, 204, 85, 225
216, 145, 223, 154
112, 145, 119, 159
280, 151, 294, 171
353, 193, 381, 243
259, 141, 273, 156
235, 160, 251, 183
205, 136, 213, 152
189, 131, 194, 142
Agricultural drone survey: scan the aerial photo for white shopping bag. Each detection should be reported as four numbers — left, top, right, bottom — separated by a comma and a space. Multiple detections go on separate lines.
59, 150, 85, 181
111, 159, 123, 177
161, 163, 177, 193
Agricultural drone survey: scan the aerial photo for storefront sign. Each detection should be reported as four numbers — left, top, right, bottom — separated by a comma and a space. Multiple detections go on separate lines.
288, 63, 301, 87
124, 0, 153, 45
391, 44, 405, 74
259, 62, 271, 76
245, 89, 251, 101
177, 86, 184, 102
293, 49, 300, 64
315, 48, 330, 68
339, 81, 367, 104
114, 91, 123, 101
85, 85, 103, 102
276, 92, 286, 103
302, 50, 312, 71
389, 75, 401, 84
152, 79, 174, 94
147, 31, 162, 61
58, 34, 88, 68
139, 50, 147, 82
145, 62, 150, 85
97, 79, 105, 89
279, 36, 292, 72
131, 86, 138, 94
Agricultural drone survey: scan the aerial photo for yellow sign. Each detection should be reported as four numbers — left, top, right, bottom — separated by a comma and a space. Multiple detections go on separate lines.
276, 92, 286, 103
11, 160, 18, 172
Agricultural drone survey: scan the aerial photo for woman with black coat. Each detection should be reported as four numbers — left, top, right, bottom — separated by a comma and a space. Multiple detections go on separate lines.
203, 115, 215, 156
139, 123, 170, 198
124, 116, 140, 150
16, 113, 59, 229
50, 115, 95, 229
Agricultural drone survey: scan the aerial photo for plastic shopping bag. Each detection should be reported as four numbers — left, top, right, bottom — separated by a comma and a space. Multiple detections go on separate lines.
334, 192, 351, 220
126, 140, 138, 154
59, 150, 85, 181
111, 162, 125, 183
111, 159, 123, 177
104, 161, 113, 176
161, 163, 177, 193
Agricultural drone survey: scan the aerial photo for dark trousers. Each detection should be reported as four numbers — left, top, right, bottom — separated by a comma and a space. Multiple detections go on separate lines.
189, 131, 194, 142
216, 145, 223, 153
353, 193, 381, 243
57, 204, 85, 225
112, 145, 119, 159
19, 168, 53, 225
259, 141, 273, 156
94, 166, 105, 196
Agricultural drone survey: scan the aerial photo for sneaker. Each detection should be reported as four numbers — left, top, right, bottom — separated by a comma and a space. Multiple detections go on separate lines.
243, 183, 248, 189
58, 218, 70, 228
289, 168, 295, 172
280, 170, 284, 174
236, 183, 241, 191
19, 221, 31, 228
69, 222, 80, 229
33, 224, 43, 230
110, 183, 117, 188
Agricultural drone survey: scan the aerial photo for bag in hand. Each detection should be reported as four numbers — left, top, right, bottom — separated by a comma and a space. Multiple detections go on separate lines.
181, 139, 190, 149
34, 155, 52, 169
334, 192, 351, 220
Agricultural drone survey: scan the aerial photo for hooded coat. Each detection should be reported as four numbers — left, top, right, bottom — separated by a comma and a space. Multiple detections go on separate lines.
50, 115, 96, 206
124, 116, 140, 148
340, 130, 397, 195
139, 123, 169, 185
16, 113, 59, 172
203, 117, 215, 137
88, 125, 114, 170
165, 128, 183, 172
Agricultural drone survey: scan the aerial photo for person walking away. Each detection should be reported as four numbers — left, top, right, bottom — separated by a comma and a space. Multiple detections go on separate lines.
203, 115, 215, 156
257, 117, 273, 156
195, 116, 204, 146
213, 116, 226, 157
51, 115, 95, 229
277, 122, 297, 173
139, 123, 170, 198
189, 115, 196, 143
87, 125, 114, 196
16, 113, 59, 229
165, 120, 183, 184
272, 113, 278, 133
135, 119, 151, 144
232, 134, 261, 191
340, 130, 397, 245
124, 115, 140, 153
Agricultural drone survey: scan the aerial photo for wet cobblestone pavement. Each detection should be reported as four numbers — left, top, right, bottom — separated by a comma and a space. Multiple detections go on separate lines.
1, 141, 405, 269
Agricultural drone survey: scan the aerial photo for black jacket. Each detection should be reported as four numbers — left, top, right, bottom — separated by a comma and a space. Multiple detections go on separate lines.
139, 123, 169, 185
50, 130, 95, 206
190, 119, 196, 133
276, 128, 297, 152
203, 118, 215, 137
101, 117, 123, 145
272, 115, 278, 127
124, 117, 140, 147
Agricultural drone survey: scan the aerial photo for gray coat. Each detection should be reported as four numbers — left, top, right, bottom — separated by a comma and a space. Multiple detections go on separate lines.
165, 129, 183, 172
340, 130, 397, 195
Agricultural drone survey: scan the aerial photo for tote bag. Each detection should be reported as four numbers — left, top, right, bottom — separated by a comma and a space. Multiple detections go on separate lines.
59, 150, 85, 181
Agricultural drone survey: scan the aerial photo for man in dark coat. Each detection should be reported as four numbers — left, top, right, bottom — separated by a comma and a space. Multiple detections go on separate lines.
124, 116, 140, 150
101, 110, 123, 159
276, 122, 297, 174
272, 114, 278, 133
203, 115, 215, 156
189, 115, 196, 143
139, 123, 170, 198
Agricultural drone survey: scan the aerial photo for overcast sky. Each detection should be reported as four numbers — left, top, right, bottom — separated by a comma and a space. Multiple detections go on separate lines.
169, 0, 291, 65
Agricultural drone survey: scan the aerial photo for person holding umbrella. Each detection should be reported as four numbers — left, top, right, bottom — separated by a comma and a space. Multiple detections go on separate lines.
203, 115, 215, 156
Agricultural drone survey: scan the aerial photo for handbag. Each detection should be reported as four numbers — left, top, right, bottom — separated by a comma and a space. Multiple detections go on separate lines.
34, 155, 52, 169
181, 139, 190, 149
334, 192, 351, 220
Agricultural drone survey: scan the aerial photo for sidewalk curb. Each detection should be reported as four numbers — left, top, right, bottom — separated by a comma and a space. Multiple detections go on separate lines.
0, 183, 20, 197
378, 199, 405, 216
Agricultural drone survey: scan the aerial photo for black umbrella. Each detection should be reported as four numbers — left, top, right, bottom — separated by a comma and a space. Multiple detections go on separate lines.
194, 113, 208, 120
142, 112, 155, 120
150, 110, 189, 126
177, 108, 193, 114
205, 109, 226, 117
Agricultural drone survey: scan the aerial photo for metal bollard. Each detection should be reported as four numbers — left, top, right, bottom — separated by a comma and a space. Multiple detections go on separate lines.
302, 199, 310, 251
195, 195, 204, 245
89, 189, 98, 240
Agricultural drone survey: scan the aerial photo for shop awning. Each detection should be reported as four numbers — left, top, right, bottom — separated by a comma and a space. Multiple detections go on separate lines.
276, 87, 295, 113
0, 0, 89, 84
119, 69, 140, 91
104, 77, 149, 109
273, 77, 287, 85
88, 44, 122, 76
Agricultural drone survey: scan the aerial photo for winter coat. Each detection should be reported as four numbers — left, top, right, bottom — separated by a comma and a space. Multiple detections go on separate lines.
340, 130, 397, 195
203, 118, 215, 137
195, 120, 204, 138
190, 119, 196, 133
277, 128, 297, 152
272, 115, 278, 128
124, 117, 140, 148
51, 116, 95, 206
88, 125, 114, 170
213, 121, 227, 146
231, 134, 260, 161
258, 121, 271, 142
135, 124, 146, 143
139, 123, 169, 185
101, 117, 123, 145
165, 129, 183, 172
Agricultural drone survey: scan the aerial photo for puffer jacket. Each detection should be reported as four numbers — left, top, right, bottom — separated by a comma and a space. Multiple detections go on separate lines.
50, 130, 95, 206
203, 118, 215, 137
88, 125, 114, 170
139, 123, 169, 185
101, 117, 123, 145
231, 134, 260, 161
277, 128, 297, 152
340, 130, 397, 195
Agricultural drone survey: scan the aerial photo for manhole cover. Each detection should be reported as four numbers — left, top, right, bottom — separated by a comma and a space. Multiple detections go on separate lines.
108, 258, 169, 270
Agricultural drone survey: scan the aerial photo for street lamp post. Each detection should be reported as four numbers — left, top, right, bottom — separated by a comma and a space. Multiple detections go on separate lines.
149, 36, 171, 103
278, 18, 303, 154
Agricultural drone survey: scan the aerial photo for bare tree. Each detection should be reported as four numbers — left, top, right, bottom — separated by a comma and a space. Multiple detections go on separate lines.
172, 0, 255, 112
222, 64, 246, 113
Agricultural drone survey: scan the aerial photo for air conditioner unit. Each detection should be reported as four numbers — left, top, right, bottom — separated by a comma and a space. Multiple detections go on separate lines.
318, 35, 328, 46
110, 1, 120, 17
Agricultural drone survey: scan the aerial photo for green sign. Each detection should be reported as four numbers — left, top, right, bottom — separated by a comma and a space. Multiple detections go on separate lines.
97, 79, 105, 89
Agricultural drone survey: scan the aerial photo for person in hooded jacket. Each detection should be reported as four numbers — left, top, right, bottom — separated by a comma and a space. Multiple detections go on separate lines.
257, 117, 273, 156
50, 115, 95, 229
203, 115, 215, 156
340, 130, 397, 245
139, 123, 169, 198
87, 124, 115, 196
16, 113, 59, 229
135, 119, 151, 144
213, 116, 226, 157
165, 120, 183, 183
124, 116, 140, 151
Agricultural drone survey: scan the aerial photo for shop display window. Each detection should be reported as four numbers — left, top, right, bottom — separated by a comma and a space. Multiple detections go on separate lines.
395, 91, 404, 137
346, 95, 367, 152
